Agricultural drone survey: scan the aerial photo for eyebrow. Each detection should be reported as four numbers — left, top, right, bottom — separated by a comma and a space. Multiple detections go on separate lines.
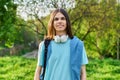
54, 16, 65, 18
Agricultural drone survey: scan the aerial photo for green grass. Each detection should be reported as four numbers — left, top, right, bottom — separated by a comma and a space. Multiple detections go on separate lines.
87, 58, 120, 80
0, 56, 37, 80
0, 56, 120, 80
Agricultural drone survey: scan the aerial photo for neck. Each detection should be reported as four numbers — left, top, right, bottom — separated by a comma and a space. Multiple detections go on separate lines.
56, 31, 67, 36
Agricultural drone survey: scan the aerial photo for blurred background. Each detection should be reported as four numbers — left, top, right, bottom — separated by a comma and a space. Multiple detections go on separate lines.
0, 0, 120, 80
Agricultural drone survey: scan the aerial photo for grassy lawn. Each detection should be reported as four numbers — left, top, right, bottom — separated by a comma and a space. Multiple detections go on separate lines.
0, 56, 120, 80
0, 56, 37, 80
87, 58, 120, 80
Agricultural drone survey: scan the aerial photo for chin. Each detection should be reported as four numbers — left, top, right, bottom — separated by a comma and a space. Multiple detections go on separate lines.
56, 28, 66, 31
57, 29, 66, 32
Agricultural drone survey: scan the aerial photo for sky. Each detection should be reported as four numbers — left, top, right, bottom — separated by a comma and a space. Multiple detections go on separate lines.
14, 0, 75, 21
14, 0, 120, 21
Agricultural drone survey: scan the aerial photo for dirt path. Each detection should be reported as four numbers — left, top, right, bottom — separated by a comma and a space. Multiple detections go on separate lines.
22, 50, 38, 58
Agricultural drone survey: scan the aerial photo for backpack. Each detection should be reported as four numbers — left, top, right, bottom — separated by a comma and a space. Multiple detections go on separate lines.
41, 39, 51, 80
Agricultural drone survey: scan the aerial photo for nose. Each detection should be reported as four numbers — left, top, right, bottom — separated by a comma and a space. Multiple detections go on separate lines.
56, 19, 63, 24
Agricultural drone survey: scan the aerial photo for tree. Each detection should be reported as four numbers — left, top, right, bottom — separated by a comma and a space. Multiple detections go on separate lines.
70, 0, 120, 58
0, 0, 17, 48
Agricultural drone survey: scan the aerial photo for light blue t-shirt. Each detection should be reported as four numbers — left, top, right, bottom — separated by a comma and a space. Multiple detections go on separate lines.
37, 38, 88, 80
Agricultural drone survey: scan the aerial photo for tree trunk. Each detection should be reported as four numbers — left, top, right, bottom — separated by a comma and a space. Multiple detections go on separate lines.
117, 37, 119, 60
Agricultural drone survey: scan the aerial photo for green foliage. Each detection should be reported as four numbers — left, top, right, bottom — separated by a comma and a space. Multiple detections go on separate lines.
0, 0, 38, 49
70, 0, 120, 58
0, 0, 119, 59
0, 56, 120, 80
0, 0, 17, 47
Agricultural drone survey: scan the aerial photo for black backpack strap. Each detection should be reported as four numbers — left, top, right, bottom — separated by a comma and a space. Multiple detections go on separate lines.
42, 39, 51, 80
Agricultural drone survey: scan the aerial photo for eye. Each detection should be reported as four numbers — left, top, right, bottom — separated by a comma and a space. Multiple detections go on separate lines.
61, 17, 65, 20
54, 17, 59, 21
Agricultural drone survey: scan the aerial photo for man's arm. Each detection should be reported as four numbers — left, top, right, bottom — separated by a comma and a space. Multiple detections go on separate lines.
80, 65, 87, 80
34, 66, 42, 80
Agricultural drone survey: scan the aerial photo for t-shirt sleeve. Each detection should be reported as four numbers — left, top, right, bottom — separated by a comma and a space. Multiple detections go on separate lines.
81, 45, 88, 65
37, 41, 45, 67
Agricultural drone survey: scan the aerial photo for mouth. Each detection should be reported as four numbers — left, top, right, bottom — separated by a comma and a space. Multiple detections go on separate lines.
57, 25, 64, 28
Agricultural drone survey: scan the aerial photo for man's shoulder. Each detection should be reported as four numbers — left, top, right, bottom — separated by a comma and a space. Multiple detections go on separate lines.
72, 36, 83, 43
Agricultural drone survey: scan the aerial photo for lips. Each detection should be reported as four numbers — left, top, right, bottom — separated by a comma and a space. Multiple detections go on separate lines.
56, 25, 64, 28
